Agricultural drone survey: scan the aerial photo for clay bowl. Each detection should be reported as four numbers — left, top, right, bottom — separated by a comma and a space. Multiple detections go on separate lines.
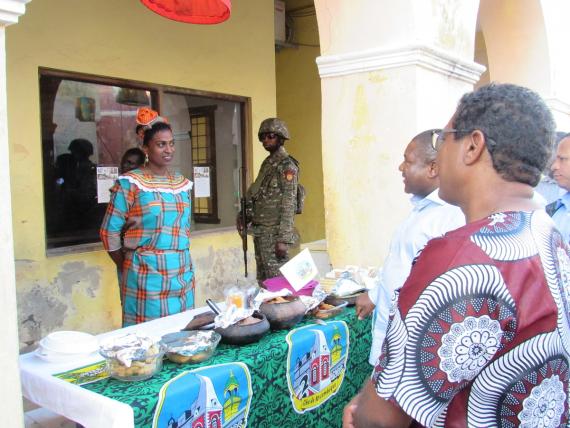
259, 295, 306, 330
215, 311, 270, 345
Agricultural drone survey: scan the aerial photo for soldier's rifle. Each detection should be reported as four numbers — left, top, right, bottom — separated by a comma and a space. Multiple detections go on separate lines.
239, 167, 248, 277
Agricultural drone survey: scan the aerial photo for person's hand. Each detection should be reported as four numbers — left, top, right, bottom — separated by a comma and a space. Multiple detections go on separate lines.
355, 293, 375, 320
275, 242, 288, 258
343, 394, 359, 428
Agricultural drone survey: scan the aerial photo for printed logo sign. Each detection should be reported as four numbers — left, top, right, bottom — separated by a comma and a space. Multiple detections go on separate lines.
152, 362, 252, 428
53, 361, 108, 385
285, 320, 349, 413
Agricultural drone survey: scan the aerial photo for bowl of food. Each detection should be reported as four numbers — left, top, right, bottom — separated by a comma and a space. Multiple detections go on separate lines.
99, 334, 165, 382
215, 311, 270, 345
259, 295, 306, 330
162, 330, 221, 364
312, 300, 348, 319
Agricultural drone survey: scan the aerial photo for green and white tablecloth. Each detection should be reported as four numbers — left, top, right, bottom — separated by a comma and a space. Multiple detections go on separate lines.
82, 308, 372, 428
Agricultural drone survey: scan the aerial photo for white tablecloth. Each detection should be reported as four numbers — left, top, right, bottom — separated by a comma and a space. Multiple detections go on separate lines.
19, 307, 210, 428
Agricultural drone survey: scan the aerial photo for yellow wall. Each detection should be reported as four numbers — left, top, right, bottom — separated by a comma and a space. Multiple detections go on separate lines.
7, 0, 275, 349
276, 8, 325, 244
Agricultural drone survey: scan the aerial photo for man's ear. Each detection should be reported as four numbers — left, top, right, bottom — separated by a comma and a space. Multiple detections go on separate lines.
463, 130, 486, 165
427, 160, 438, 178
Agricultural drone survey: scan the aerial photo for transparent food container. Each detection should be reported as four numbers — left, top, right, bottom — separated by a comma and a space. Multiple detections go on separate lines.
99, 335, 166, 382
162, 330, 221, 364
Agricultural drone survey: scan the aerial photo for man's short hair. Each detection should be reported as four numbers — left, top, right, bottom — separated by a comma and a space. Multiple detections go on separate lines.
412, 129, 441, 164
453, 83, 555, 187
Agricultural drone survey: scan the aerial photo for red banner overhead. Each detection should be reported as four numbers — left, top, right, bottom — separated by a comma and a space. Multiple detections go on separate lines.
140, 0, 231, 24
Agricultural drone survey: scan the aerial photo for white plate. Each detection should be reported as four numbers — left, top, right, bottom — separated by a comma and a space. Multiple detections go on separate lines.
35, 346, 97, 364
40, 331, 98, 355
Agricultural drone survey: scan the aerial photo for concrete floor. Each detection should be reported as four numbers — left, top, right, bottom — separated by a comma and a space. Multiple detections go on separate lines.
24, 407, 77, 428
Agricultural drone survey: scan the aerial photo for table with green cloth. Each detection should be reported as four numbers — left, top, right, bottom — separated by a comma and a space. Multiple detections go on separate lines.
83, 308, 372, 427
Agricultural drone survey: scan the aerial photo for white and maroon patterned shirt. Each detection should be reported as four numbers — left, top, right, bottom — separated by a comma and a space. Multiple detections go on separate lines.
373, 210, 570, 427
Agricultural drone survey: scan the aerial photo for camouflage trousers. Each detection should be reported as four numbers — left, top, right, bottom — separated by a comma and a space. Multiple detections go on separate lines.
253, 228, 290, 283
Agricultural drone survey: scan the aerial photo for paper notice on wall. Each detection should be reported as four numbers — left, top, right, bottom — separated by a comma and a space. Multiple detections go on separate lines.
193, 166, 211, 197
96, 166, 118, 203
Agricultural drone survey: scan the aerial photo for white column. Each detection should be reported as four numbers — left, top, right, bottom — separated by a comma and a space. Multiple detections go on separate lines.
314, 0, 483, 267
541, 0, 570, 130
0, 1, 32, 427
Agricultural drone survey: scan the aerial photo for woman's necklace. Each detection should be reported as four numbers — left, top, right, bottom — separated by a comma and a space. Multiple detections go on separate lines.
141, 167, 174, 204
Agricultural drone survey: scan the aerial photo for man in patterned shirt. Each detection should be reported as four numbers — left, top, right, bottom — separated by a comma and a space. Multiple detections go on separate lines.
343, 83, 570, 427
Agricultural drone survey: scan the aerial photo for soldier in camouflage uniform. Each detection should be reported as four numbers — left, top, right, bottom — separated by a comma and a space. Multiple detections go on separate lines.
237, 118, 299, 283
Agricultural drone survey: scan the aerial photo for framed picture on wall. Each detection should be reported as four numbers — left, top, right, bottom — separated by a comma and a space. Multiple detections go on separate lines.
75, 96, 95, 122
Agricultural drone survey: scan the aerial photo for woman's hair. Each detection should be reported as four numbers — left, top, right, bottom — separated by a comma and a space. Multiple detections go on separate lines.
142, 122, 172, 146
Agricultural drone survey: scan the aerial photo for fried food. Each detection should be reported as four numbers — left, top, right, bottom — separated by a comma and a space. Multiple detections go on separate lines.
318, 302, 335, 310
266, 296, 289, 304
238, 316, 262, 326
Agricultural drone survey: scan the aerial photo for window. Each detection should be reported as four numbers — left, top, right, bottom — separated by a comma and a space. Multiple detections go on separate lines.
40, 70, 157, 250
190, 106, 219, 223
161, 92, 246, 233
39, 69, 250, 253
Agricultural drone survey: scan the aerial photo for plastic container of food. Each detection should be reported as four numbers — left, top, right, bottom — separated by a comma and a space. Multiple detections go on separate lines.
162, 330, 221, 364
99, 334, 165, 382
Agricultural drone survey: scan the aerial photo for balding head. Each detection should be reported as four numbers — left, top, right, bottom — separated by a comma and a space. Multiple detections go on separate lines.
552, 135, 570, 191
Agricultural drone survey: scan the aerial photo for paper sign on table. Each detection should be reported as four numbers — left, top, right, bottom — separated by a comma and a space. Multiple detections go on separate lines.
279, 248, 318, 291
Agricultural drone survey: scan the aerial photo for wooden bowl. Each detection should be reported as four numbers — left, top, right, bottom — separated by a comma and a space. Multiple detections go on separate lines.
215, 312, 270, 345
259, 295, 306, 330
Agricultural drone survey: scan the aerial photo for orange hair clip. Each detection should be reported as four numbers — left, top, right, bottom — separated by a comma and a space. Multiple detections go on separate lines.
136, 107, 168, 128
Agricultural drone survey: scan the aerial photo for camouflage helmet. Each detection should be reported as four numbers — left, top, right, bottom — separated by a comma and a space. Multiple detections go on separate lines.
258, 118, 290, 140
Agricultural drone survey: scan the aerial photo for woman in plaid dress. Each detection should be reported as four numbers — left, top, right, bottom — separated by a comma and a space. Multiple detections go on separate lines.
100, 112, 194, 326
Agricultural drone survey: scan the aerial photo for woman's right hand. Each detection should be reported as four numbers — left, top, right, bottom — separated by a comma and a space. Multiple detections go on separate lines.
107, 249, 125, 270
355, 292, 375, 320
343, 394, 360, 428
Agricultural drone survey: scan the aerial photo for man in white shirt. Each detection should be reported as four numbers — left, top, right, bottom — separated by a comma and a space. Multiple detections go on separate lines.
548, 133, 570, 241
356, 129, 465, 365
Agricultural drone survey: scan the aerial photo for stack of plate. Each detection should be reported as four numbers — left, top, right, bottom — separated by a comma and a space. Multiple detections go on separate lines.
36, 331, 99, 363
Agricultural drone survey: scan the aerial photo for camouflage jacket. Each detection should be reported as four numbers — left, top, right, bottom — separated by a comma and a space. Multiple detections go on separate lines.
245, 146, 298, 243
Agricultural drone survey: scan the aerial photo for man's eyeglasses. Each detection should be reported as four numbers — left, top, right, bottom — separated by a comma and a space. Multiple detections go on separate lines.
431, 129, 496, 151
259, 132, 278, 141
431, 129, 459, 151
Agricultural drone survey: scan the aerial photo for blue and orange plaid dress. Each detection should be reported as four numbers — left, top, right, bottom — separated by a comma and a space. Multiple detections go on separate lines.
100, 169, 195, 326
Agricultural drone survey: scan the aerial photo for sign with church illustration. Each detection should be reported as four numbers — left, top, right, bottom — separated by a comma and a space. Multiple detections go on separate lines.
285, 320, 350, 413
152, 362, 252, 428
